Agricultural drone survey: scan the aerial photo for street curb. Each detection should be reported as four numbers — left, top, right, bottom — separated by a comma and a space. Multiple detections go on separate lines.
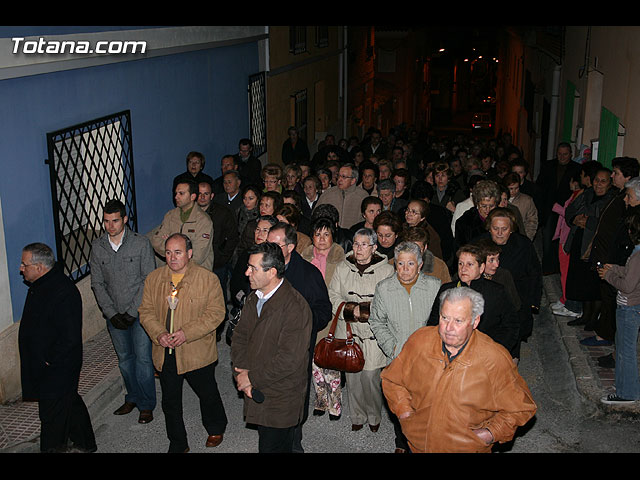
543, 275, 640, 420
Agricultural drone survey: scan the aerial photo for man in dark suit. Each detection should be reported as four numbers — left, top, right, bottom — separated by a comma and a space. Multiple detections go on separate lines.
535, 143, 582, 274
18, 243, 97, 453
301, 175, 321, 220
282, 126, 310, 166
198, 181, 240, 339
267, 222, 332, 453
213, 170, 244, 214
211, 155, 240, 195
234, 138, 262, 187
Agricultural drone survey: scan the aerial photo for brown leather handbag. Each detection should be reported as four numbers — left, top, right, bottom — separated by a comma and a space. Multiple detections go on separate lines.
314, 302, 365, 373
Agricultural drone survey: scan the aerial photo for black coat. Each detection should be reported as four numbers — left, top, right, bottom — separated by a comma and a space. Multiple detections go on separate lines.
284, 250, 332, 347
426, 203, 455, 264
172, 170, 215, 194
535, 159, 582, 224
18, 263, 83, 400
427, 277, 520, 355
478, 231, 542, 341
454, 207, 486, 249
235, 154, 263, 187
204, 203, 239, 269
282, 138, 310, 165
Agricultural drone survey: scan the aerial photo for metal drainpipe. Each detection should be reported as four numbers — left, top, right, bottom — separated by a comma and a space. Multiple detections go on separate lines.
546, 64, 562, 160
342, 26, 348, 140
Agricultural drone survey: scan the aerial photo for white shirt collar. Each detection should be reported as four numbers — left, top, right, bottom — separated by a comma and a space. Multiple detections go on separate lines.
255, 278, 284, 302
108, 228, 126, 252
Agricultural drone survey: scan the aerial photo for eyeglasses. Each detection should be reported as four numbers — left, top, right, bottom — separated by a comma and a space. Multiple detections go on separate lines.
377, 233, 396, 239
353, 242, 374, 249
477, 202, 496, 211
20, 262, 38, 268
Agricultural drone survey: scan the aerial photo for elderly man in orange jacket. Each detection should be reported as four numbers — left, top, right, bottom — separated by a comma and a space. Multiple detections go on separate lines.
381, 286, 537, 453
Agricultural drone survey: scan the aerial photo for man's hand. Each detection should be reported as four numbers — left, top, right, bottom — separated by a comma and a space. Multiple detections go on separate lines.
167, 329, 186, 348
597, 263, 611, 279
234, 367, 252, 397
398, 410, 414, 420
472, 427, 494, 445
573, 214, 587, 228
158, 332, 172, 348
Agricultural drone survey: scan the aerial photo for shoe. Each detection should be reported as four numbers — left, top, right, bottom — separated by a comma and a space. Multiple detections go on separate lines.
552, 304, 580, 317
598, 353, 615, 368
567, 317, 586, 326
550, 301, 564, 309
580, 336, 612, 347
394, 448, 407, 453
113, 401, 136, 415
329, 414, 341, 421
138, 410, 153, 424
369, 424, 380, 433
600, 394, 637, 405
313, 409, 326, 416
351, 424, 363, 431
67, 443, 97, 453
206, 434, 223, 448
168, 447, 190, 453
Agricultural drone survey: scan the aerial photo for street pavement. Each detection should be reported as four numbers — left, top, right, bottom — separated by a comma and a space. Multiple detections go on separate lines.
3, 272, 640, 454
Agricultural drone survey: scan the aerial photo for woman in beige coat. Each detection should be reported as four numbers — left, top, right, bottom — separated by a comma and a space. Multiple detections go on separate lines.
327, 227, 395, 432
301, 217, 346, 420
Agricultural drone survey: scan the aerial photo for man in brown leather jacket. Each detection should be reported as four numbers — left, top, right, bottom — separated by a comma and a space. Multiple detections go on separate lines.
381, 286, 536, 453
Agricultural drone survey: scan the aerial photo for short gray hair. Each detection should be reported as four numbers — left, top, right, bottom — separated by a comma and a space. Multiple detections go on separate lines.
342, 163, 359, 179
394, 241, 423, 265
354, 227, 377, 246
439, 286, 485, 320
377, 178, 396, 193
23, 243, 55, 269
625, 176, 640, 199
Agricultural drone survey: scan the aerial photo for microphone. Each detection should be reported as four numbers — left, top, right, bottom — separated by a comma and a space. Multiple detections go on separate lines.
251, 388, 265, 403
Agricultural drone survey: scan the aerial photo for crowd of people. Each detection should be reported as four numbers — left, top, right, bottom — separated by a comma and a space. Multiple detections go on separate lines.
16, 124, 640, 454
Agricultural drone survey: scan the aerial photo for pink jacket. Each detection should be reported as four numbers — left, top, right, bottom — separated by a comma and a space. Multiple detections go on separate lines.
553, 190, 582, 246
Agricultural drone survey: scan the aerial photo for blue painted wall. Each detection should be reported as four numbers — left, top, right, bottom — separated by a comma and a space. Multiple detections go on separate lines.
0, 41, 259, 322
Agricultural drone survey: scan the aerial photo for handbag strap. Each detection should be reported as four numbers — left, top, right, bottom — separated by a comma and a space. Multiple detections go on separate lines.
328, 302, 355, 342
327, 302, 346, 338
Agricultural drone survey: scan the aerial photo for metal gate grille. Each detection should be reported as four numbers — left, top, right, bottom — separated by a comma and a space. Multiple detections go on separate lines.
248, 72, 267, 157
46, 110, 138, 282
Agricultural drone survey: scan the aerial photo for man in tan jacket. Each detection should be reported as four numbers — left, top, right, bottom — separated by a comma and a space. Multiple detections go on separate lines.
316, 163, 369, 229
151, 180, 214, 270
381, 286, 536, 453
139, 233, 227, 453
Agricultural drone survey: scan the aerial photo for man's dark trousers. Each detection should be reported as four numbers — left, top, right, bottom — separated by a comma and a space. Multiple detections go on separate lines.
158, 350, 227, 452
39, 390, 96, 452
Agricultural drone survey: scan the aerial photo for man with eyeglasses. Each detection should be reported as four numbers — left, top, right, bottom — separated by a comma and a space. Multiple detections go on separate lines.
231, 242, 312, 452
266, 222, 331, 452
316, 163, 369, 229
18, 243, 97, 453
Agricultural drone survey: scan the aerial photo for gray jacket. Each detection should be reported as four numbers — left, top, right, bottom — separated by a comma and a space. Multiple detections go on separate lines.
369, 272, 441, 361
90, 226, 157, 319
